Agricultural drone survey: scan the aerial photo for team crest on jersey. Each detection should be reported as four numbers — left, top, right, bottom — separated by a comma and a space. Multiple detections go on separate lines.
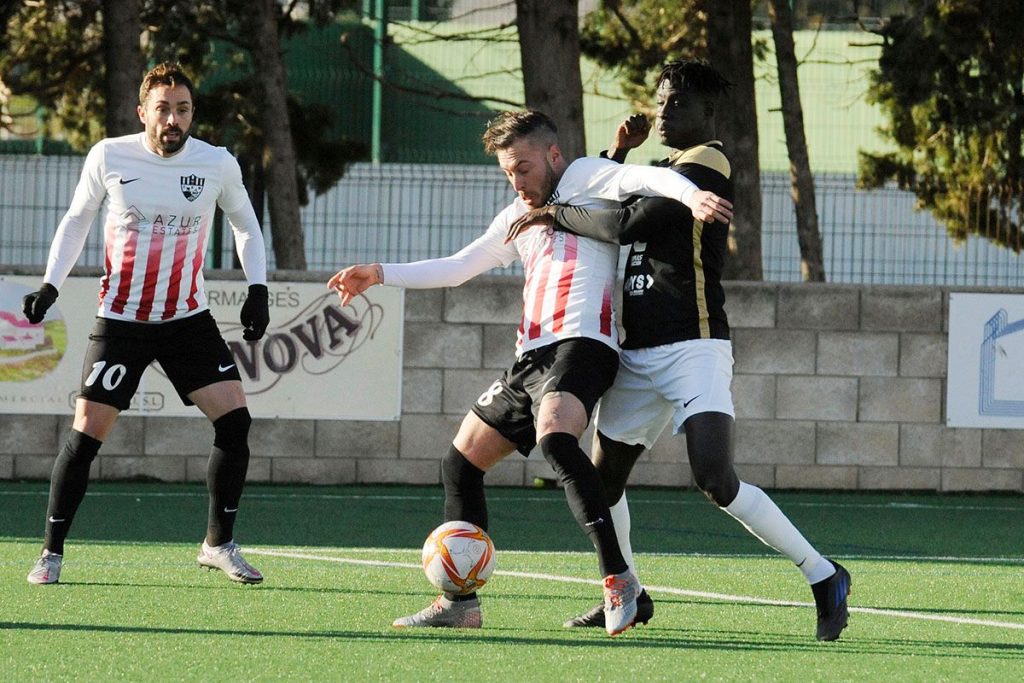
180, 174, 205, 202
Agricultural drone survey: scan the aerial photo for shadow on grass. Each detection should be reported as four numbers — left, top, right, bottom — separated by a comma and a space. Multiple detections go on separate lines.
4, 482, 1024, 557
51, 580, 436, 601
1, 621, 1022, 660
658, 594, 1024, 620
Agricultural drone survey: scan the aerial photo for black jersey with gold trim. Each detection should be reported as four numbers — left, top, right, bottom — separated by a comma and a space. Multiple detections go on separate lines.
554, 141, 734, 349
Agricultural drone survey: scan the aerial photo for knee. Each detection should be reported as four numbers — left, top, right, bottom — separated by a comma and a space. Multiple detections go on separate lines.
596, 456, 627, 504
63, 430, 103, 464
213, 407, 251, 449
442, 445, 484, 488
693, 468, 740, 507
538, 432, 585, 475
593, 433, 642, 506
603, 482, 626, 506
684, 413, 739, 506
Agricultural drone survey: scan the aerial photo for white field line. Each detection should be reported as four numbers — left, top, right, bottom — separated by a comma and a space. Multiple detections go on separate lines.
245, 547, 1024, 632
246, 546, 1024, 564
1, 489, 1022, 513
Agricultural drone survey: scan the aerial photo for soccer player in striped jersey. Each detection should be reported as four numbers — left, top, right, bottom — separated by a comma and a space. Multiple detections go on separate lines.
24, 62, 269, 586
329, 110, 732, 635
509, 60, 851, 641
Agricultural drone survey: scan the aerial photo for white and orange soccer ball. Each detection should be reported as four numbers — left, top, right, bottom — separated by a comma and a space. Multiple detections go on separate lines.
421, 521, 496, 595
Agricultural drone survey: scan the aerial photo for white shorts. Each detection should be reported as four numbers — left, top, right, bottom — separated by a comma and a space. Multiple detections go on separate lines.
595, 338, 735, 449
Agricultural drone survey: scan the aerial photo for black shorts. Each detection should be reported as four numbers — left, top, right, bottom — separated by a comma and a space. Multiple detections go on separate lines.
470, 337, 619, 456
78, 311, 242, 411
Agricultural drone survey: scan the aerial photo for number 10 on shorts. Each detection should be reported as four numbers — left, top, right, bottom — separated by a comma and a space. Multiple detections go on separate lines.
85, 361, 128, 391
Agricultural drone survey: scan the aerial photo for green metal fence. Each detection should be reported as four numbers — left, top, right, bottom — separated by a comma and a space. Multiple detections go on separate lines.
1, 154, 1020, 286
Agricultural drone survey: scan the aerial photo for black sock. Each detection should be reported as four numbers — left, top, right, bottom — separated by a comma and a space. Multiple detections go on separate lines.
441, 444, 487, 530
206, 408, 252, 546
539, 432, 627, 577
44, 430, 102, 555
441, 445, 487, 602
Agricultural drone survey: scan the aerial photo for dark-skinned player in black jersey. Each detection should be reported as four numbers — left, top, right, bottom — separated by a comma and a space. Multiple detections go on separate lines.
508, 60, 851, 641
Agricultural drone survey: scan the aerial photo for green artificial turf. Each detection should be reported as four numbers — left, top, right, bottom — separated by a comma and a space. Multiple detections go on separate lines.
2, 483, 1022, 681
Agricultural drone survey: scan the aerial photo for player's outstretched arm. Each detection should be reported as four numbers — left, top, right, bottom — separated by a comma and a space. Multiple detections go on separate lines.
328, 263, 384, 306
508, 201, 665, 247
613, 162, 733, 225
554, 198, 689, 246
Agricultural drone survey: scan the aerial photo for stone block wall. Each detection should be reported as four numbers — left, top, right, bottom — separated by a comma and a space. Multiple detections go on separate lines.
2, 275, 1021, 492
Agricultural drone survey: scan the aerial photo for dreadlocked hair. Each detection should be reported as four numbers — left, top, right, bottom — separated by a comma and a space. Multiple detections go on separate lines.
657, 60, 733, 97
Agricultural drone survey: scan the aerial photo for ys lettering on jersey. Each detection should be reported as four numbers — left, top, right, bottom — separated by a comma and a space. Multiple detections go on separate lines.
625, 273, 654, 296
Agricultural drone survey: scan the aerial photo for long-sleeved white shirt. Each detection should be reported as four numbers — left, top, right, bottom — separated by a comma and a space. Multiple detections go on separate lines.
383, 156, 698, 356
44, 133, 267, 322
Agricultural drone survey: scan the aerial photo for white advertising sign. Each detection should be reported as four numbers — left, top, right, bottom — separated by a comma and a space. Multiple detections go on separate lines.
0, 275, 403, 420
947, 292, 1024, 428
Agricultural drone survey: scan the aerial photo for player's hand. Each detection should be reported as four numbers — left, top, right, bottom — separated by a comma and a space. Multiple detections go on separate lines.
22, 283, 59, 324
240, 284, 269, 341
505, 205, 557, 243
328, 263, 383, 306
607, 113, 651, 161
687, 190, 734, 224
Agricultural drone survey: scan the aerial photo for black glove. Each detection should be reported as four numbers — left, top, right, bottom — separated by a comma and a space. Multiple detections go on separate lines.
23, 283, 59, 324
240, 284, 269, 341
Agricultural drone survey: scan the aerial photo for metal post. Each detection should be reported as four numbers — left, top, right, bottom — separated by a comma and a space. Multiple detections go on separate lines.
411, 0, 421, 21
35, 106, 45, 154
371, 0, 387, 163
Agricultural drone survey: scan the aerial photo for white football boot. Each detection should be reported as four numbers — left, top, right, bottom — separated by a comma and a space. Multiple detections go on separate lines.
603, 569, 640, 635
27, 550, 63, 585
197, 540, 263, 584
392, 595, 482, 628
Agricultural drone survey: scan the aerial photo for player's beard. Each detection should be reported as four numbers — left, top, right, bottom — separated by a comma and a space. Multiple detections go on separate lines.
537, 159, 559, 206
152, 126, 191, 155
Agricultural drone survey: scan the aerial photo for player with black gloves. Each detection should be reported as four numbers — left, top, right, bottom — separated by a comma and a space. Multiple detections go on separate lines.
26, 62, 270, 587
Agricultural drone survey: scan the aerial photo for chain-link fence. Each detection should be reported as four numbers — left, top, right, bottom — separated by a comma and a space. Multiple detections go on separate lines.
1, 155, 1021, 286
761, 174, 1023, 285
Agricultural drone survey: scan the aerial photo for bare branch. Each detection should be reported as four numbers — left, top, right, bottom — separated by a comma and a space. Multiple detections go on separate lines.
801, 57, 882, 66
390, 22, 517, 46
447, 68, 522, 85
448, 0, 516, 24
608, 2, 644, 49
797, 21, 824, 67
339, 34, 523, 108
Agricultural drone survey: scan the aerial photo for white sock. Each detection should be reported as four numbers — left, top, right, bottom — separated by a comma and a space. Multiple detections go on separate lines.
609, 493, 638, 579
723, 481, 835, 584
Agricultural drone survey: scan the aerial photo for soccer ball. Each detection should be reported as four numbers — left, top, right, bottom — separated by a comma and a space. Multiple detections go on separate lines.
421, 521, 496, 595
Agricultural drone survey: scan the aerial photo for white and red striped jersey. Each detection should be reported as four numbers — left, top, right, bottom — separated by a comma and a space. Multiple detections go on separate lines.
42, 133, 267, 322
382, 156, 698, 356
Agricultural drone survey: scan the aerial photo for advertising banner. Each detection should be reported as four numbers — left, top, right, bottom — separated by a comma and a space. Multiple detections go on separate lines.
947, 292, 1024, 428
0, 275, 403, 420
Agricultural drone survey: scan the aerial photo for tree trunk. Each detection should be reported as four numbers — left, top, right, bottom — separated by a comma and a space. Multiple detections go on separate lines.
250, 0, 307, 270
703, 0, 763, 280
768, 0, 825, 282
101, 0, 144, 137
515, 0, 586, 161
